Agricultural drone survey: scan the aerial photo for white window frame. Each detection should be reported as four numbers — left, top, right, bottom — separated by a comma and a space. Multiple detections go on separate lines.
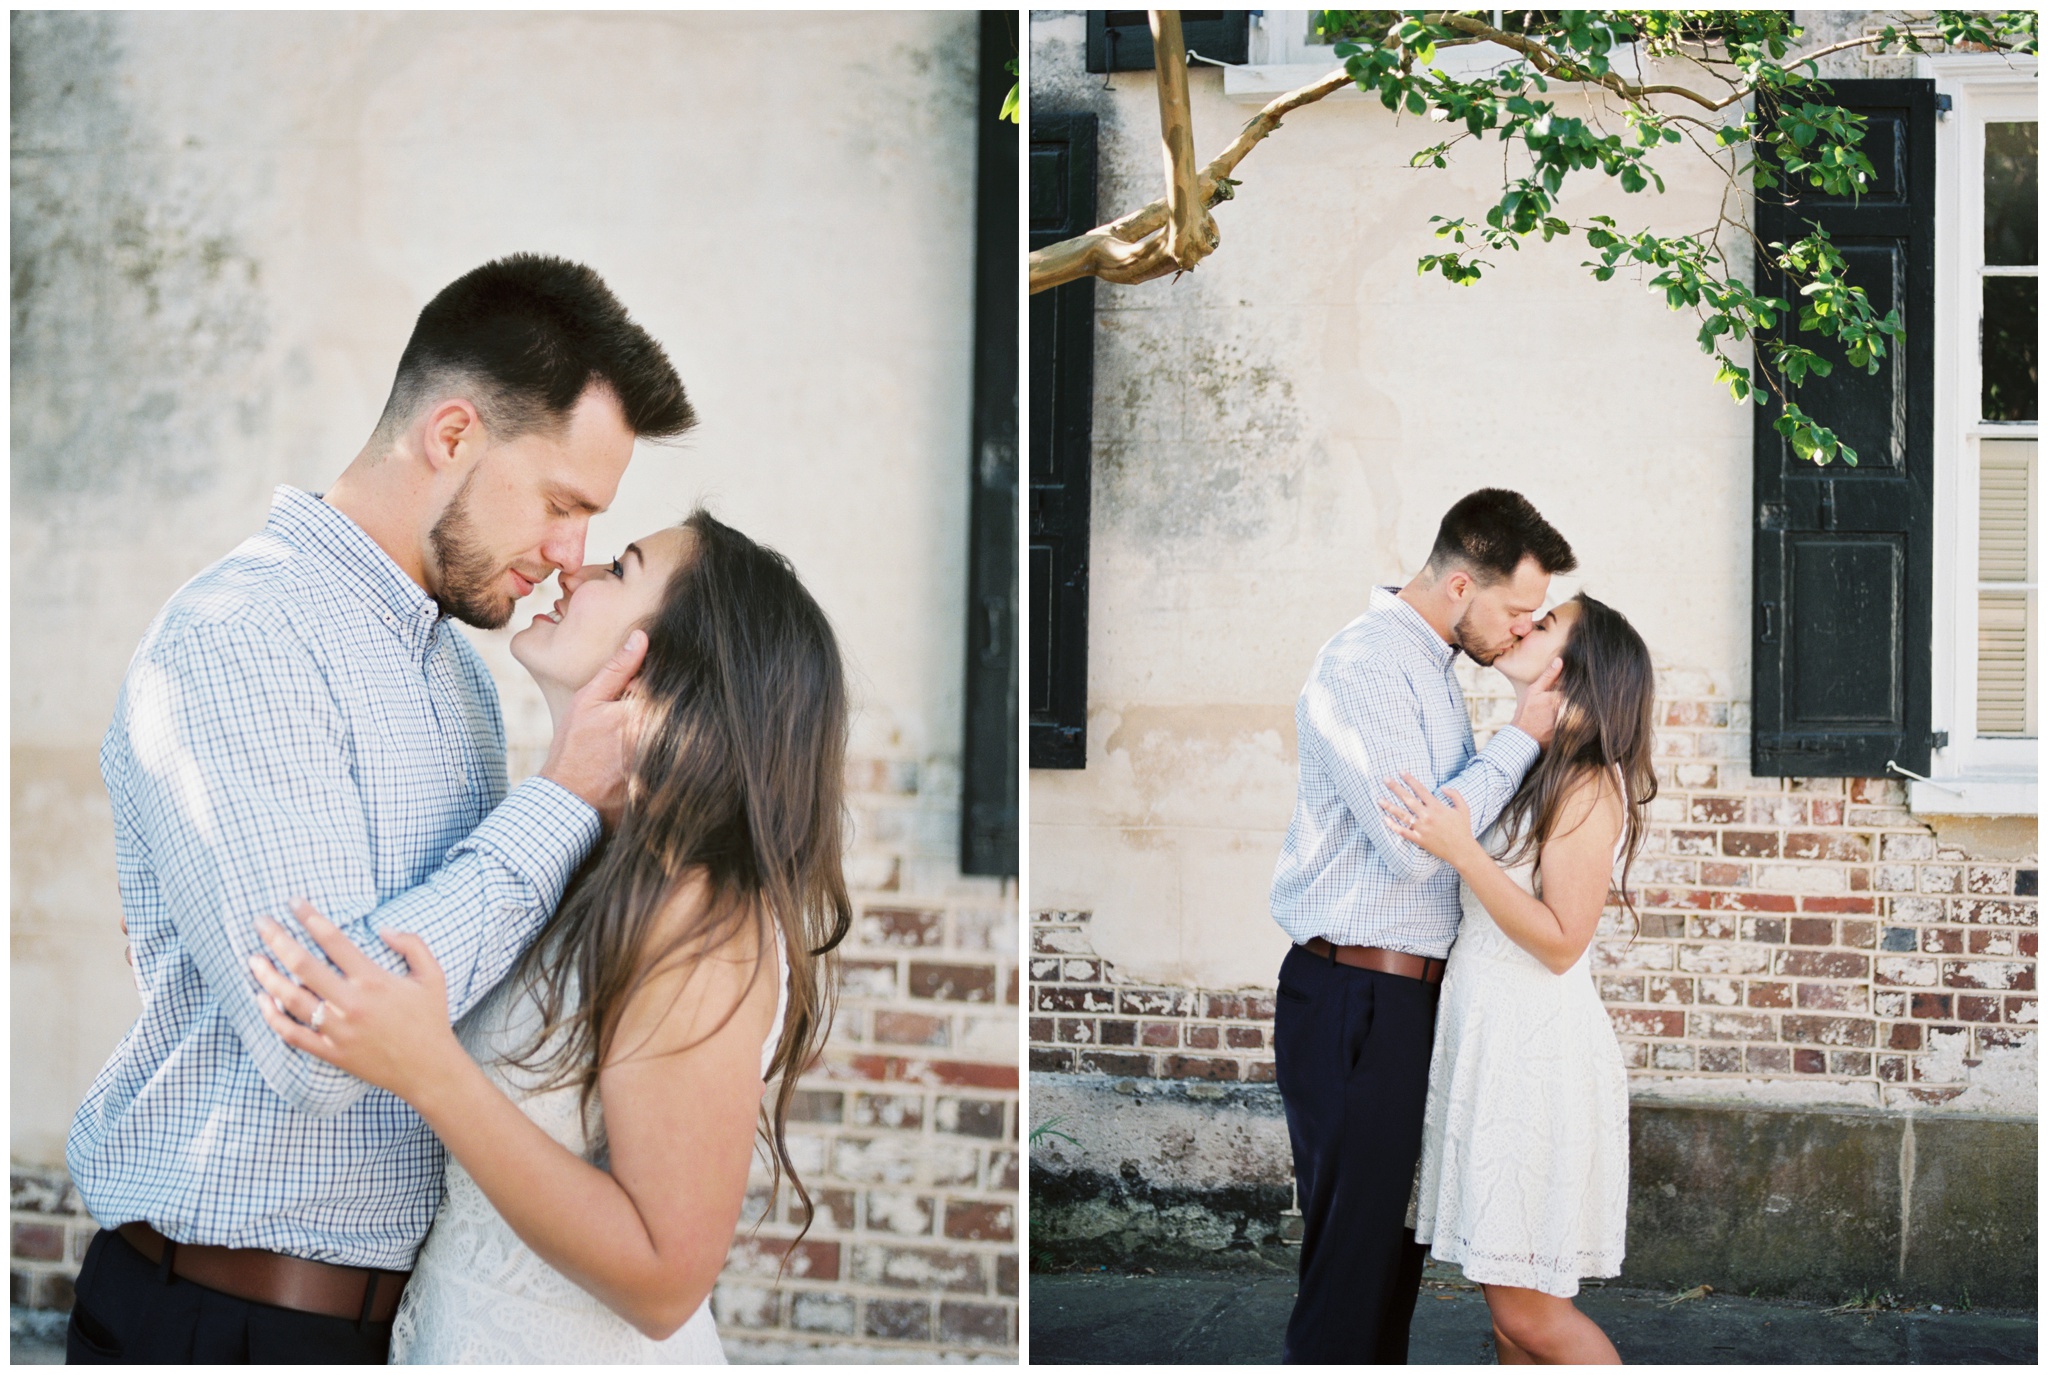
1915, 52, 2039, 816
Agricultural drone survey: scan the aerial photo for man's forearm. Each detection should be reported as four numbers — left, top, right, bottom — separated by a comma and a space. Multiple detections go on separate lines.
1453, 724, 1540, 839
158, 777, 598, 1117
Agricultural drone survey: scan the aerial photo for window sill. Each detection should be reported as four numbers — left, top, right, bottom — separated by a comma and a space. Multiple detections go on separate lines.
1908, 773, 2039, 817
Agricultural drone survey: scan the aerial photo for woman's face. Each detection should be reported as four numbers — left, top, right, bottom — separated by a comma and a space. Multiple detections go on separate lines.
1493, 598, 1581, 686
511, 526, 691, 692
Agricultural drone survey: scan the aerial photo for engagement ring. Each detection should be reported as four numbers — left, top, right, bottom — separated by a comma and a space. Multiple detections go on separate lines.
309, 1000, 327, 1033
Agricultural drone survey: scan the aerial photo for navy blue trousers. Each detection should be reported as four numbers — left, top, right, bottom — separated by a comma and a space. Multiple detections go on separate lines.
1273, 942, 1439, 1364
65, 1228, 391, 1365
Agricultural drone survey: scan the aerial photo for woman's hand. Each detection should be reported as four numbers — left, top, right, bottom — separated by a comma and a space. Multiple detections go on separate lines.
247, 898, 466, 1106
1379, 772, 1482, 867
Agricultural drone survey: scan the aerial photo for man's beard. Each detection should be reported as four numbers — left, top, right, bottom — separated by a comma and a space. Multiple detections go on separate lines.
1452, 603, 1512, 666
427, 472, 514, 630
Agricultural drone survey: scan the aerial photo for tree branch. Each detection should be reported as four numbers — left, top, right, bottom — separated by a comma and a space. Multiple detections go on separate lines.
1029, 64, 1352, 293
1150, 12, 1217, 272
1428, 12, 1745, 110
1027, 11, 2023, 295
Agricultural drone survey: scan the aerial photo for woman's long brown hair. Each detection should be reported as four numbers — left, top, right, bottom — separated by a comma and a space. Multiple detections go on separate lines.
510, 508, 851, 1239
1496, 593, 1659, 930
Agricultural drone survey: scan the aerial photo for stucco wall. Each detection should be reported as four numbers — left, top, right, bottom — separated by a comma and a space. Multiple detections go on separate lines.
12, 10, 1015, 1359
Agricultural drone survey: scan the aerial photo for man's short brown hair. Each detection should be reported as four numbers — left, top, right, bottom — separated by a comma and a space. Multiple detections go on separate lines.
1425, 488, 1577, 583
374, 253, 695, 444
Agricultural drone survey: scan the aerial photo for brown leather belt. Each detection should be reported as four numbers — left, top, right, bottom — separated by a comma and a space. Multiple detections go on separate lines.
115, 1221, 409, 1323
1304, 937, 1446, 985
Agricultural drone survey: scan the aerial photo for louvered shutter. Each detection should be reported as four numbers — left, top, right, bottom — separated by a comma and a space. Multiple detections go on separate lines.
1975, 441, 2036, 735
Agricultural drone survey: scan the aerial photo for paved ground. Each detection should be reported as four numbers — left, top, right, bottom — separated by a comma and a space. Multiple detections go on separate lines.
1029, 1263, 2038, 1365
21, 1277, 2038, 1366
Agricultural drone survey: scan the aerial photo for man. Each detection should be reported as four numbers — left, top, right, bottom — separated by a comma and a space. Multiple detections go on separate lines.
1269, 489, 1576, 1364
64, 255, 697, 1363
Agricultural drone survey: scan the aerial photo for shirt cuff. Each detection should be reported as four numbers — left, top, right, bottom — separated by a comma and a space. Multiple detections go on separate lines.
462, 776, 602, 908
1482, 723, 1542, 778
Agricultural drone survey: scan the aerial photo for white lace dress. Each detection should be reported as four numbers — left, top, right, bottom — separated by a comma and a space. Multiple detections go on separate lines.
1411, 798, 1630, 1298
390, 947, 789, 1364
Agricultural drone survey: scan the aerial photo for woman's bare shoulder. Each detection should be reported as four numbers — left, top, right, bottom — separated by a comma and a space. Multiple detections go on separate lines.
609, 872, 774, 1065
1554, 765, 1626, 845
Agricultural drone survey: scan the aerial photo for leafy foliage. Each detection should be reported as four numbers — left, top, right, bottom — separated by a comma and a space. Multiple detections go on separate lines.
1310, 8, 2037, 465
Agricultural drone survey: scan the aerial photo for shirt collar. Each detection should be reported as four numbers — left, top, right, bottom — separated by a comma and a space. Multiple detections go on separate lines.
1371, 585, 1458, 667
263, 485, 445, 659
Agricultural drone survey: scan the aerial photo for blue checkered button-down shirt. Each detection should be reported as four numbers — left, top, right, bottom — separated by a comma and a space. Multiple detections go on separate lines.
67, 486, 600, 1269
1270, 586, 1541, 959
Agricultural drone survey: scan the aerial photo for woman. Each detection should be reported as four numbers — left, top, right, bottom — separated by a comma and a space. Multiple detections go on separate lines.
247, 509, 850, 1362
1380, 593, 1655, 1365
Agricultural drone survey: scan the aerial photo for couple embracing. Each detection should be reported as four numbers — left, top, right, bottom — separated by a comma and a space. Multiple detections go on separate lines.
1272, 490, 1656, 1365
66, 255, 848, 1363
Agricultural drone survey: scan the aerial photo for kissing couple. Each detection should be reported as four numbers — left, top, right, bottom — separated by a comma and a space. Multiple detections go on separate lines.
66, 255, 849, 1363
1271, 489, 1657, 1364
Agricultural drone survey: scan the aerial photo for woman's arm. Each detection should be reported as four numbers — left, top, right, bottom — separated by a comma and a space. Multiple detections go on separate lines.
249, 884, 777, 1340
1380, 771, 1623, 975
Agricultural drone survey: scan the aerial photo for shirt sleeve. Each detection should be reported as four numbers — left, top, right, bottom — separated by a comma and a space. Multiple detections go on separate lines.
1300, 653, 1540, 884
118, 616, 600, 1119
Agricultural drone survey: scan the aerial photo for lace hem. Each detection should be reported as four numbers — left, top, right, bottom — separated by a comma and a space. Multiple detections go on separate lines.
1421, 1230, 1624, 1299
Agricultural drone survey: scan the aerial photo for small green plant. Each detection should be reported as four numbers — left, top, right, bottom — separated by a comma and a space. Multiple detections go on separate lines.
1029, 1114, 1079, 1148
1956, 1286, 1973, 1312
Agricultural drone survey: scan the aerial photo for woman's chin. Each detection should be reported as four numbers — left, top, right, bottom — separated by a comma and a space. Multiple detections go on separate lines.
508, 625, 555, 682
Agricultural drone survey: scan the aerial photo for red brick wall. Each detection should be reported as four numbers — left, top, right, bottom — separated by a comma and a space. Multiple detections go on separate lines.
1029, 683, 2037, 1113
717, 885, 1021, 1360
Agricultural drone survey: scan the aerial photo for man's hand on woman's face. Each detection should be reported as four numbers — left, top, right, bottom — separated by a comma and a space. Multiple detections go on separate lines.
1510, 656, 1565, 749
539, 628, 648, 828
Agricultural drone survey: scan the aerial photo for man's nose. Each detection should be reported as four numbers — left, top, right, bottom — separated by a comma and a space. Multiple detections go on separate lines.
539, 521, 588, 577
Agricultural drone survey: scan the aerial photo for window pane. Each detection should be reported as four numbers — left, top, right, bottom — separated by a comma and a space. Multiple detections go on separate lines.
1985, 121, 2037, 267
1977, 591, 2035, 736
1979, 440, 2035, 583
1983, 276, 2037, 422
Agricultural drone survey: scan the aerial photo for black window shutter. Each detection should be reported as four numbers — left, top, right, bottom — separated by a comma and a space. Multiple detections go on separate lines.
1752, 80, 1937, 777
961, 11, 1018, 877
1029, 114, 1097, 770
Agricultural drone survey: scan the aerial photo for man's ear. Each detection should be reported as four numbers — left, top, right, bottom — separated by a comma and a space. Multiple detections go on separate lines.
420, 398, 485, 475
1442, 568, 1472, 603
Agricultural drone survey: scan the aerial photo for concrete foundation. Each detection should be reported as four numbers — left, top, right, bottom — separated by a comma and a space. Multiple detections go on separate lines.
1030, 1076, 2037, 1308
